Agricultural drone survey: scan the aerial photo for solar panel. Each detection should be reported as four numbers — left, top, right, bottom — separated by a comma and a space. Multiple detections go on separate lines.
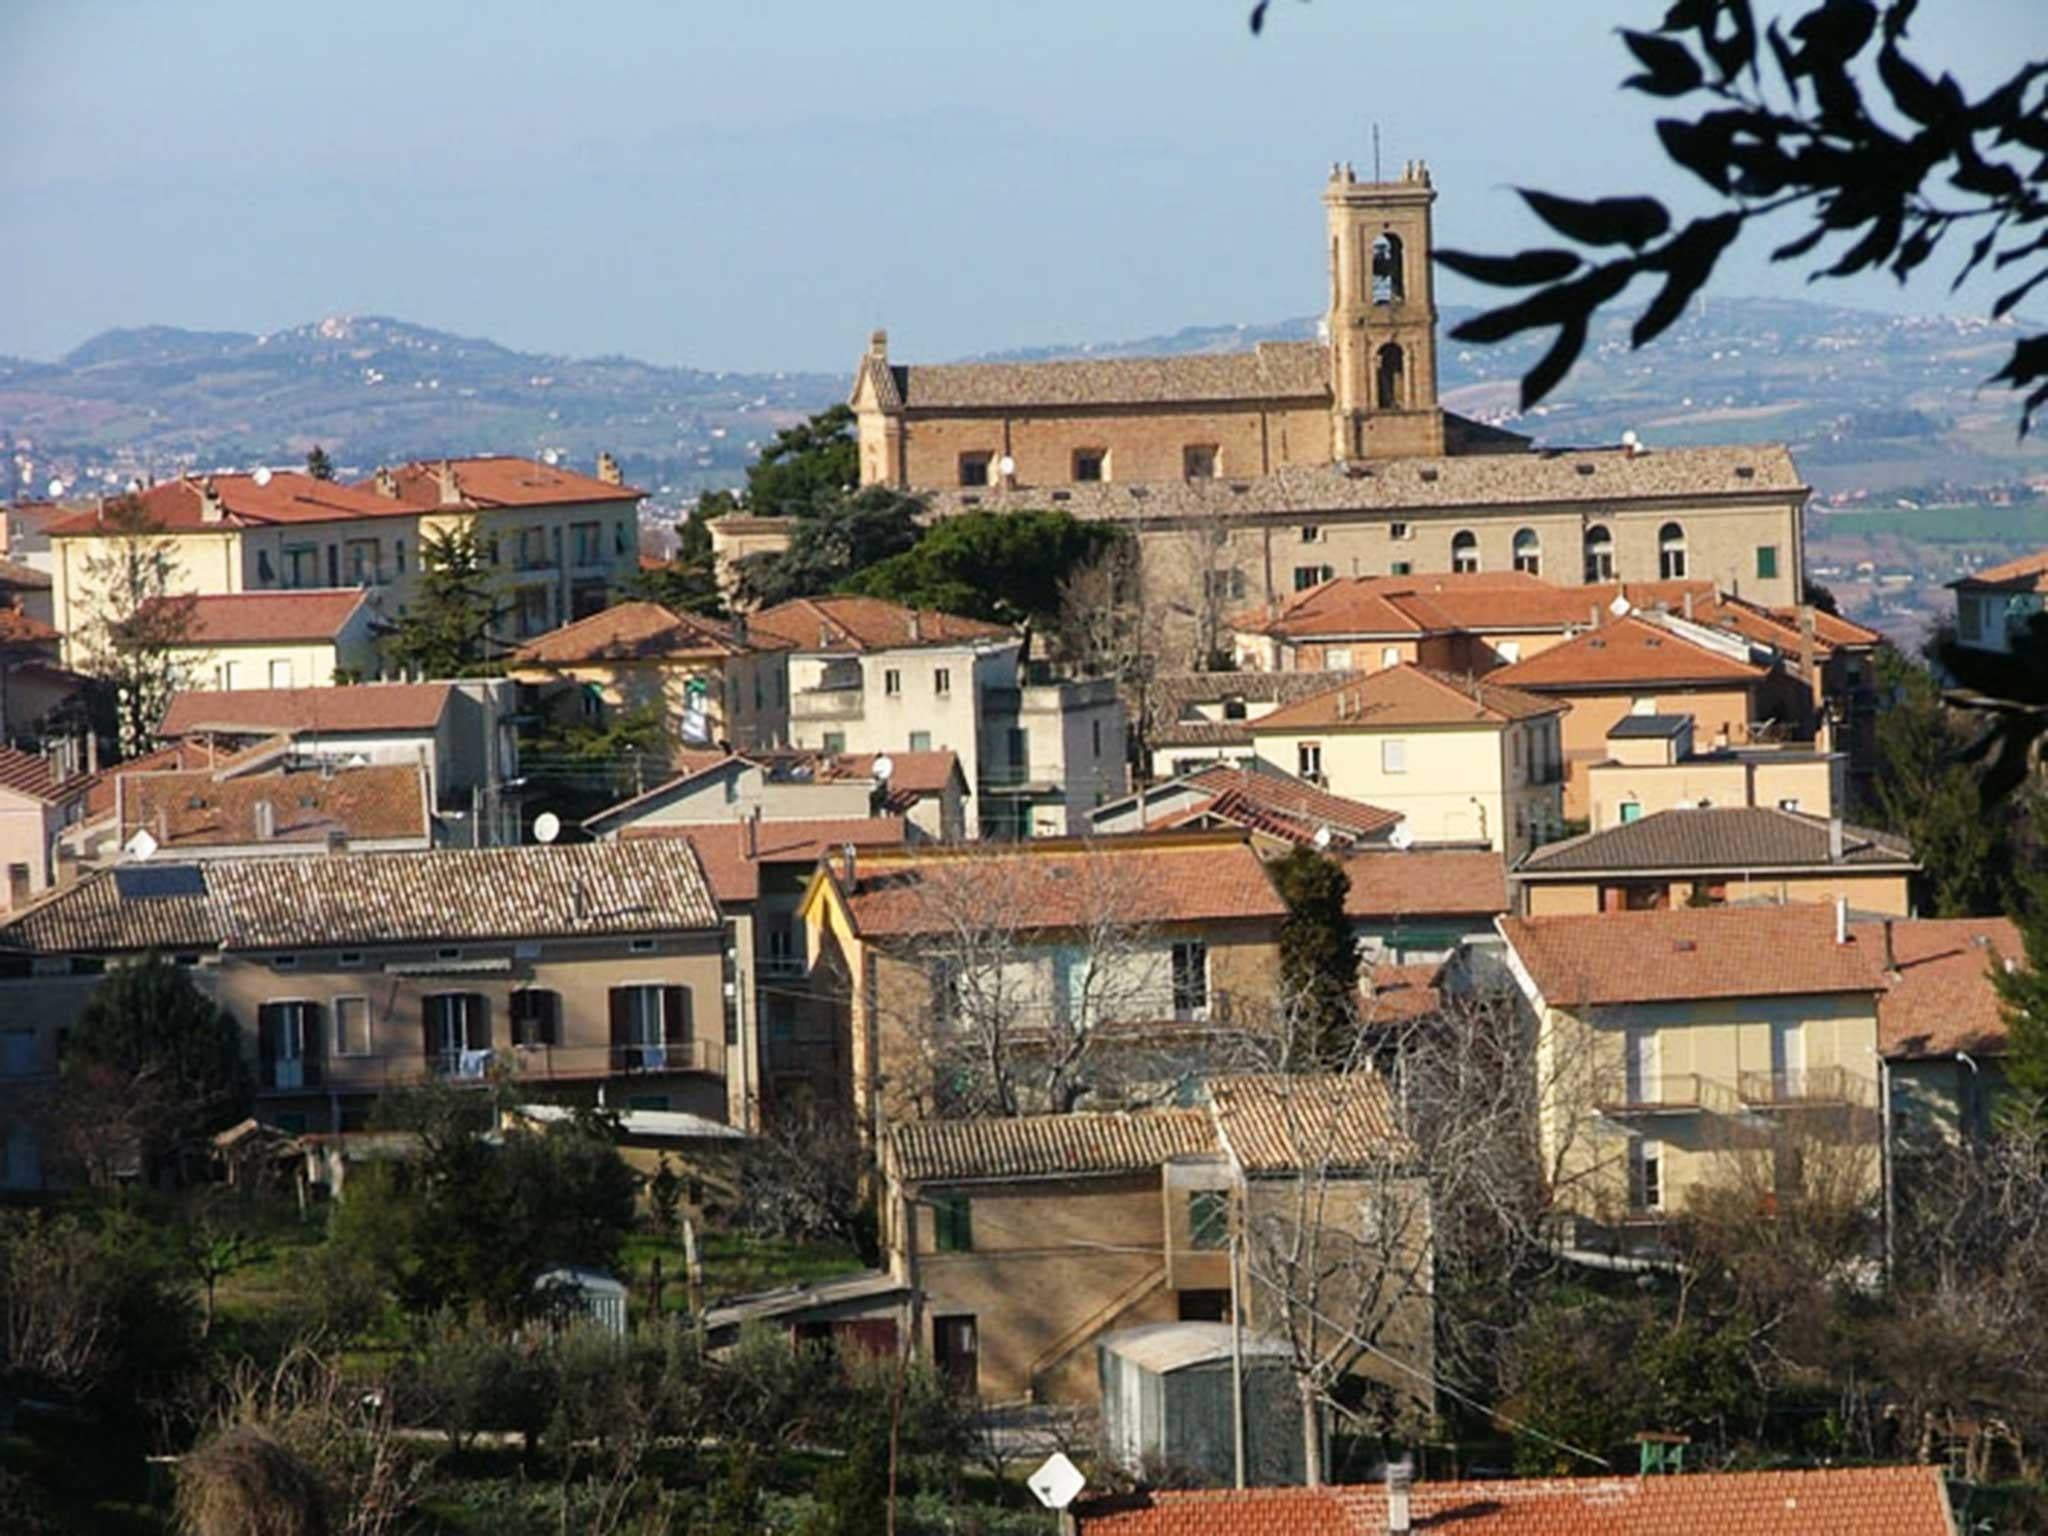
113, 864, 208, 901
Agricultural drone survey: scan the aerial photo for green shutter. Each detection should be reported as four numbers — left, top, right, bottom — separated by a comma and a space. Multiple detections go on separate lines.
934, 1193, 972, 1252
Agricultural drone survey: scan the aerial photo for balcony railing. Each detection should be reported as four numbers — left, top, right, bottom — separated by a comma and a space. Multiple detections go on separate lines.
256, 1039, 726, 1094
792, 688, 866, 721
1737, 1065, 1875, 1109
1595, 1072, 1728, 1116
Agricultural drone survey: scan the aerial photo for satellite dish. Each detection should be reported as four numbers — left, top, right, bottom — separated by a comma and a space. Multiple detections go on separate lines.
533, 811, 562, 845
542, 448, 561, 466
1027, 1452, 1086, 1512
871, 753, 895, 783
252, 466, 273, 486
1388, 820, 1414, 851
46, 478, 65, 498
1313, 824, 1333, 851
124, 827, 159, 862
1621, 429, 1640, 448
1609, 594, 1632, 616
996, 455, 1016, 479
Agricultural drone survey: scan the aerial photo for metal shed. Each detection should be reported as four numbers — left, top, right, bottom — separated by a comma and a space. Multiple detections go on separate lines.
532, 1265, 630, 1337
1098, 1322, 1324, 1488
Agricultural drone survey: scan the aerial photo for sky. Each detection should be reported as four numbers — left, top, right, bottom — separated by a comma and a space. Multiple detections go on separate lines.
1, 0, 2039, 373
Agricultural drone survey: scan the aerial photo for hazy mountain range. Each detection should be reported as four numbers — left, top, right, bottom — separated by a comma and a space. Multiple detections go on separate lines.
3, 298, 2039, 510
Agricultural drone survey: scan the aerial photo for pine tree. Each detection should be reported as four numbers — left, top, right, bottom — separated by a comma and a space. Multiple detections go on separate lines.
379, 525, 502, 678
1271, 845, 1360, 1067
304, 445, 335, 481
1995, 869, 2048, 1125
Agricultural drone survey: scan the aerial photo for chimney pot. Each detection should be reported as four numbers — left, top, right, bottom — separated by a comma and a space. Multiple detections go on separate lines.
869, 328, 888, 359
1828, 816, 1844, 863
596, 451, 623, 486
1835, 894, 1848, 946
1386, 1460, 1414, 1535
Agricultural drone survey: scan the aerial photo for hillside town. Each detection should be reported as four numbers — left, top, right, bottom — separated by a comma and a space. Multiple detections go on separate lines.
3, 45, 2048, 1536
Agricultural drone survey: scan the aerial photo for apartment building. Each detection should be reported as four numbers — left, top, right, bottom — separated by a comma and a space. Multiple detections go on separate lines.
1340, 848, 1509, 967
584, 748, 964, 845
1582, 713, 1846, 831
1143, 670, 1373, 781
798, 831, 1288, 1138
159, 589, 379, 692
0, 601, 76, 740
751, 594, 1126, 837
1951, 547, 2047, 656
96, 761, 432, 864
0, 745, 91, 911
509, 601, 793, 753
1243, 666, 1564, 858
1870, 915, 2024, 1148
0, 842, 746, 1167
1500, 903, 1886, 1231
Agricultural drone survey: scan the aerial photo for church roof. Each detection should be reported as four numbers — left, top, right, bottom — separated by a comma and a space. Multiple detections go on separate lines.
868, 341, 1330, 412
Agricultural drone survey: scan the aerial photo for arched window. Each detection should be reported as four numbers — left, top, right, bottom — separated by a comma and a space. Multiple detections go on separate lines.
1658, 521, 1688, 580
1513, 528, 1541, 575
1584, 524, 1615, 583
1371, 232, 1405, 304
1375, 343, 1406, 410
1451, 530, 1480, 574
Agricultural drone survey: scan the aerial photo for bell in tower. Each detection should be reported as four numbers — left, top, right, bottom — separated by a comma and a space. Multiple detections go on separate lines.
1323, 159, 1446, 462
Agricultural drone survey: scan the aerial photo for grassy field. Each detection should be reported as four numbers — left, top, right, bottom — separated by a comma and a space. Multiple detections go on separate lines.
1811, 503, 2048, 543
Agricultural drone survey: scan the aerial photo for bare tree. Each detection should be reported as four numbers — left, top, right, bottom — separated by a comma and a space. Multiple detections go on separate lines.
1054, 538, 1166, 766
72, 494, 196, 757
1150, 506, 1250, 672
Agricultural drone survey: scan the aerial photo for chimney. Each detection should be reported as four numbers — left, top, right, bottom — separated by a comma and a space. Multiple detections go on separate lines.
842, 841, 858, 887
745, 805, 759, 860
371, 466, 400, 499
733, 611, 749, 647
1835, 894, 1848, 946
1828, 815, 1844, 863
1386, 1460, 1413, 1535
596, 451, 623, 486
199, 476, 225, 523
868, 328, 888, 361
1883, 917, 1898, 977
908, 610, 923, 643
434, 460, 461, 506
1682, 589, 1695, 621
252, 800, 275, 841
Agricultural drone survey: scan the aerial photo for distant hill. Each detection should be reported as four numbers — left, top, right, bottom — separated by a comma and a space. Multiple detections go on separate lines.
4, 299, 2039, 511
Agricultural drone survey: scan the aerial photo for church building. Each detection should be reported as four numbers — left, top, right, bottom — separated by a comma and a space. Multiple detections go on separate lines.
848, 161, 1808, 617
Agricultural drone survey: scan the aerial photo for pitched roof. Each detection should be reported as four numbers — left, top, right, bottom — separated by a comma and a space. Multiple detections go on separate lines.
1861, 916, 2024, 1060
158, 683, 453, 737
1952, 546, 2048, 594
0, 745, 71, 804
748, 594, 1013, 653
924, 443, 1805, 522
1149, 670, 1376, 748
363, 456, 642, 508
1207, 1072, 1413, 1172
1, 840, 719, 954
510, 601, 776, 666
1341, 849, 1508, 920
1500, 904, 1884, 1007
888, 1109, 1218, 1183
628, 816, 911, 905
830, 832, 1287, 938
116, 764, 430, 850
1071, 1464, 1954, 1536
1158, 764, 1402, 847
873, 341, 1330, 411
1366, 961, 1444, 1022
46, 473, 415, 536
0, 605, 60, 646
0, 556, 53, 590
1516, 808, 1916, 876
1486, 614, 1767, 690
1248, 665, 1560, 732
151, 589, 369, 646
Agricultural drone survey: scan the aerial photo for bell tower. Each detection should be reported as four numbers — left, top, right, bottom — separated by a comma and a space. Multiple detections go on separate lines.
1323, 159, 1445, 461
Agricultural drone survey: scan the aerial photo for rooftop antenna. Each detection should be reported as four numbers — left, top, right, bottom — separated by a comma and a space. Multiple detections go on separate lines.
1373, 122, 1382, 182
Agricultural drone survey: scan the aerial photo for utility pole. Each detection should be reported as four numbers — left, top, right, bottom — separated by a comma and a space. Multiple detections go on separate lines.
1229, 1217, 1247, 1488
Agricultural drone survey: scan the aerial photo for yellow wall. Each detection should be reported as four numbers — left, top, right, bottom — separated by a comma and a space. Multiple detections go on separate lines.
1587, 754, 1840, 829
1521, 869, 1911, 918
171, 639, 351, 692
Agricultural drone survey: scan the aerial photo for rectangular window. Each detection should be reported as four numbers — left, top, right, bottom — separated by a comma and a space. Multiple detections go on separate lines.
510, 988, 561, 1047
615, 521, 632, 555
1293, 565, 1333, 592
932, 1193, 973, 1253
268, 659, 292, 689
1619, 800, 1643, 824
1380, 646, 1401, 668
425, 993, 490, 1077
958, 453, 991, 488
259, 1000, 320, 1090
1072, 449, 1106, 483
1298, 742, 1322, 780
609, 982, 683, 1070
1187, 1189, 1229, 1251
1091, 718, 1103, 759
1632, 1138, 1663, 1211
1381, 738, 1407, 774
1389, 561, 1412, 576
910, 730, 932, 752
1300, 525, 1322, 544
1171, 940, 1209, 1019
572, 521, 603, 566
332, 996, 370, 1057
823, 730, 846, 755
0, 1028, 38, 1078
884, 668, 902, 697
1959, 595, 1984, 642
1183, 444, 1219, 479
1204, 568, 1247, 601
1389, 522, 1412, 541
395, 538, 407, 574
347, 539, 378, 585
1327, 647, 1353, 670
1756, 545, 1779, 580
933, 667, 950, 695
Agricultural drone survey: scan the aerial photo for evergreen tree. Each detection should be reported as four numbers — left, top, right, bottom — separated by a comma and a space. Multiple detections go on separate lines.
303, 445, 335, 481
621, 496, 723, 616
744, 403, 859, 517
849, 510, 1122, 634
1995, 868, 2048, 1124
732, 487, 923, 607
1271, 845, 1360, 1066
379, 525, 503, 678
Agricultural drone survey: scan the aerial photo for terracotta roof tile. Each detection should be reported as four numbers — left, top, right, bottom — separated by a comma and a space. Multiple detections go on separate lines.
888, 1108, 1218, 1183
1366, 961, 1444, 1022
1516, 808, 1915, 875
363, 456, 642, 509
0, 745, 68, 803
0, 556, 54, 591
1149, 671, 1376, 748
47, 473, 416, 536
1341, 849, 1508, 919
749, 594, 1012, 652
626, 816, 911, 904
835, 832, 1286, 938
1249, 665, 1561, 732
1072, 1464, 1953, 1535
1861, 916, 2024, 1060
1501, 904, 1883, 1007
1159, 764, 1401, 847
116, 764, 429, 850
0, 605, 60, 646
1208, 1072, 1413, 1172
510, 601, 775, 666
1, 840, 719, 954
1952, 546, 2048, 594
148, 589, 369, 645
159, 683, 453, 737
1487, 615, 1767, 690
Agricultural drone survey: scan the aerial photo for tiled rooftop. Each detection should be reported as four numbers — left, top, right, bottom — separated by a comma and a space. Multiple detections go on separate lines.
116, 763, 430, 850
510, 601, 775, 666
1487, 615, 1766, 690
869, 340, 1330, 411
1341, 849, 1508, 919
1861, 916, 2023, 1060
888, 1108, 1218, 1183
749, 594, 1013, 653
150, 589, 370, 645
1951, 546, 2048, 594
1515, 808, 1914, 875
47, 473, 417, 536
364, 455, 643, 508
1207, 1072, 1412, 1172
159, 682, 454, 737
1249, 665, 1560, 732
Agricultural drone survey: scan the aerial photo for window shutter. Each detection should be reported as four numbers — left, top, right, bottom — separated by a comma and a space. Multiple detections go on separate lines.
421, 1001, 437, 1063
257, 1004, 278, 1076
609, 987, 630, 1048
663, 985, 690, 1045
542, 991, 561, 1048
305, 1001, 325, 1062
471, 994, 492, 1052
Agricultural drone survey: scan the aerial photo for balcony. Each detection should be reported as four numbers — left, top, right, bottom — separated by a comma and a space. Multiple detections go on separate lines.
1737, 1065, 1875, 1110
259, 1040, 726, 1094
1596, 1072, 1727, 1117
758, 953, 808, 979
792, 686, 866, 722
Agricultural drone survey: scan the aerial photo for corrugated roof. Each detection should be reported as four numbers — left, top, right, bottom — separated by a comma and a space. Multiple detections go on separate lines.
159, 683, 454, 737
888, 1108, 1217, 1182
1863, 916, 2023, 1061
1249, 665, 1560, 732
1071, 1464, 1954, 1536
1341, 849, 1508, 919
1, 840, 719, 953
749, 594, 1013, 653
1501, 904, 1884, 1007
1515, 808, 1915, 875
1606, 714, 1691, 739
0, 745, 76, 804
1207, 1072, 1412, 1173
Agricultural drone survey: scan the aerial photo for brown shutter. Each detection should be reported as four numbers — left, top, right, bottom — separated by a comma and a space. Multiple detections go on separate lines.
471, 994, 492, 1051
609, 987, 629, 1049
663, 985, 690, 1045
422, 999, 438, 1064
258, 1003, 278, 1083
543, 990, 562, 1047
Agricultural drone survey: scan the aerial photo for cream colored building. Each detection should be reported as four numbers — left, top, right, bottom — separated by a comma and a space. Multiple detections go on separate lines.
1243, 665, 1564, 858
0, 745, 89, 912
1584, 714, 1845, 830
161, 589, 380, 692
1501, 903, 1886, 1229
